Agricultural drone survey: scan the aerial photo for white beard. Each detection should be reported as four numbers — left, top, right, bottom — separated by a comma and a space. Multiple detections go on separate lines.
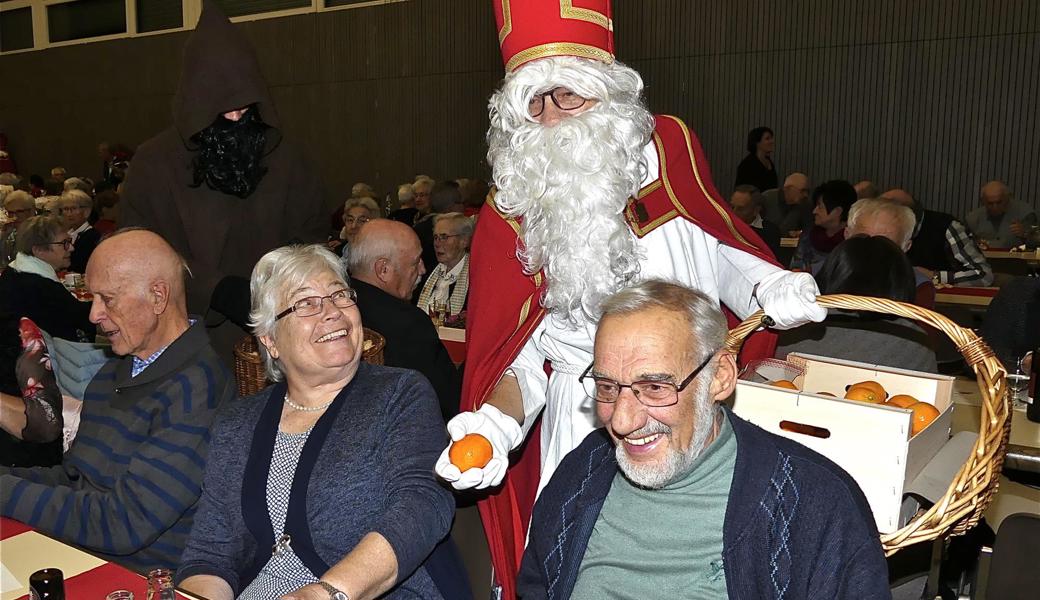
487, 58, 655, 326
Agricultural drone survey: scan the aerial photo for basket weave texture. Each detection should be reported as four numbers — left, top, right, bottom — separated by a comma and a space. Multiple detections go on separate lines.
724, 294, 1011, 555
233, 328, 387, 397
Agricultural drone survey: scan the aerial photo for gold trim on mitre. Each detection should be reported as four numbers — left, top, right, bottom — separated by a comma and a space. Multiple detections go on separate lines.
498, 0, 512, 44
560, 0, 613, 31
506, 42, 614, 72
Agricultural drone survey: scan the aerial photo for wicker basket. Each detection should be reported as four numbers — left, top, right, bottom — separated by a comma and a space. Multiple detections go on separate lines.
233, 328, 387, 397
724, 294, 1011, 556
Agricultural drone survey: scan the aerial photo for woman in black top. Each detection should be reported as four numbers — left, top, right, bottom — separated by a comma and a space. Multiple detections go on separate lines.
735, 126, 778, 192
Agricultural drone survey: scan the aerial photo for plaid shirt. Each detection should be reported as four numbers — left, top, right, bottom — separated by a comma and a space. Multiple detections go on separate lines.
937, 219, 994, 286
131, 318, 197, 377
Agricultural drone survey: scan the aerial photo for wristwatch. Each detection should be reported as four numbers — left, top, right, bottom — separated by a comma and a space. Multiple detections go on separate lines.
317, 580, 350, 600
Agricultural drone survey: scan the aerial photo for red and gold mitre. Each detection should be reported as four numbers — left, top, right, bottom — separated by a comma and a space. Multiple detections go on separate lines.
493, 0, 615, 73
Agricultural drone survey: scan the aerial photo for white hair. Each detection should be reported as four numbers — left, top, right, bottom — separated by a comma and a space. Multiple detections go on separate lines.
59, 189, 92, 208
433, 212, 474, 240
249, 244, 349, 381
397, 183, 415, 203
847, 198, 916, 250
487, 57, 655, 325
344, 196, 380, 217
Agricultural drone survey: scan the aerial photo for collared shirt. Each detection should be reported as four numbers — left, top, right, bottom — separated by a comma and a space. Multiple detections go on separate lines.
934, 217, 994, 286
69, 220, 91, 244
131, 318, 197, 377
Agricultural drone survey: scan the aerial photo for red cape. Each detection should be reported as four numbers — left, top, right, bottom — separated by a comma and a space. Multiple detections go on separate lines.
462, 115, 780, 599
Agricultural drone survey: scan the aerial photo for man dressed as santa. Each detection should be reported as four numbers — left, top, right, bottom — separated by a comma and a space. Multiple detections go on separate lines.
435, 1, 826, 596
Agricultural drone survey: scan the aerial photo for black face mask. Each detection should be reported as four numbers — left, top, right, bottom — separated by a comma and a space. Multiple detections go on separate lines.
189, 107, 270, 199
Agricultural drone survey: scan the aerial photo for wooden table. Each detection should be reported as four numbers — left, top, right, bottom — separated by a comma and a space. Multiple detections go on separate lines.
438, 326, 466, 365
983, 248, 1040, 262
780, 236, 798, 248
0, 518, 199, 599
934, 286, 999, 307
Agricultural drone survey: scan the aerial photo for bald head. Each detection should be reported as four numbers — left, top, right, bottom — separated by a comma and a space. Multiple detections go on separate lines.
980, 180, 1011, 217
348, 219, 426, 300
782, 172, 810, 206
86, 229, 190, 357
881, 188, 915, 209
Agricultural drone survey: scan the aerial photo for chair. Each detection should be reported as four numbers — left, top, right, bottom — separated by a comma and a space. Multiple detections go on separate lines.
972, 513, 1040, 599
233, 329, 386, 397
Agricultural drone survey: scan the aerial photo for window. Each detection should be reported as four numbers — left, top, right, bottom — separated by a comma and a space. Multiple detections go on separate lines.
213, 0, 308, 18
137, 0, 182, 33
0, 6, 33, 51
47, 0, 126, 43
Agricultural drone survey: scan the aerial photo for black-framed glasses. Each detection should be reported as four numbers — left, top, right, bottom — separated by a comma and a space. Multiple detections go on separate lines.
432, 233, 460, 242
44, 239, 74, 250
528, 87, 589, 118
578, 351, 716, 407
344, 216, 370, 226
276, 288, 358, 321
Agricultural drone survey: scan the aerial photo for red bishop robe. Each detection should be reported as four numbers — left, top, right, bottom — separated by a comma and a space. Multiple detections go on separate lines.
462, 115, 780, 599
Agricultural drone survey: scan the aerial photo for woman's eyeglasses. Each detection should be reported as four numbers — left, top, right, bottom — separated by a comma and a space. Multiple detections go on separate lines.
45, 239, 74, 250
276, 288, 358, 320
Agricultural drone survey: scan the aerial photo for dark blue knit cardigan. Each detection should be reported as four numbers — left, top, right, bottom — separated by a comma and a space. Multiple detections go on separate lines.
518, 407, 892, 600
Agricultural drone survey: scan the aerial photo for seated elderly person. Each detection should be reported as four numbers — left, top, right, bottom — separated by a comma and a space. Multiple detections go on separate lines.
2, 229, 233, 571
518, 280, 888, 599
729, 185, 782, 259
2, 190, 36, 267
59, 189, 101, 273
0, 216, 95, 466
178, 244, 458, 599
846, 197, 934, 308
777, 235, 937, 372
417, 212, 473, 317
964, 180, 1037, 249
331, 196, 380, 256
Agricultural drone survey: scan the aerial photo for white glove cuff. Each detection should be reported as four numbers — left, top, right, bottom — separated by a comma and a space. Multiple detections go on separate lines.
475, 403, 524, 452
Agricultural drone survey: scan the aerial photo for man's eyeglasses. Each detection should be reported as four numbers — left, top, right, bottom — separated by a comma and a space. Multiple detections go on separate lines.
344, 216, 370, 226
578, 351, 716, 407
44, 239, 74, 251
528, 87, 589, 118
432, 234, 460, 242
276, 288, 358, 321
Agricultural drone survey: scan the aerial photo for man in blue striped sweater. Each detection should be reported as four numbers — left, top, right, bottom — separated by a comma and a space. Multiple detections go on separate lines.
1, 229, 235, 572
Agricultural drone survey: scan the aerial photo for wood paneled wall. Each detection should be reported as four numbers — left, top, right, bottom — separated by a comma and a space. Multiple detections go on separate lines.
1, 0, 1038, 218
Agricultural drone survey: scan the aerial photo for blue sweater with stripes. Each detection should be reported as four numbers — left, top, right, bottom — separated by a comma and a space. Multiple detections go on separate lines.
1, 320, 234, 572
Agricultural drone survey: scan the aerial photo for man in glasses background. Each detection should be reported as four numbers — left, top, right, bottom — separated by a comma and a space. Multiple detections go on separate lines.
348, 219, 460, 422
518, 280, 887, 599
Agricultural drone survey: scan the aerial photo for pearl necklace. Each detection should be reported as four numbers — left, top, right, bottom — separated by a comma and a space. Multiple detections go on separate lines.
284, 393, 334, 412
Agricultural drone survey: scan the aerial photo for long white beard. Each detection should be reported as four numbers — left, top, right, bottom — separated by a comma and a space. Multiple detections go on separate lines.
488, 58, 655, 326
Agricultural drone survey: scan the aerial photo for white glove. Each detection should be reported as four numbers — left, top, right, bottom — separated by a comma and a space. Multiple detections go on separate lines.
753, 270, 827, 330
435, 403, 523, 490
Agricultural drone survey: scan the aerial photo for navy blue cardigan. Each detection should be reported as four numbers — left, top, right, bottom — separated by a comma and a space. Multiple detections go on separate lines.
518, 408, 891, 600
177, 363, 457, 597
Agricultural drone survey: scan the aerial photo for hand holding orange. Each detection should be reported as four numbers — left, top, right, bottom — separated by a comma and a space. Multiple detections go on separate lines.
448, 433, 494, 472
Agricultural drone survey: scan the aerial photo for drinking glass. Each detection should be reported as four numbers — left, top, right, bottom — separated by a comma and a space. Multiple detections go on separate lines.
106, 591, 134, 600
429, 300, 446, 327
1008, 354, 1029, 409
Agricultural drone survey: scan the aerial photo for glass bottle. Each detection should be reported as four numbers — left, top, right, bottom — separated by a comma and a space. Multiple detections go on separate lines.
146, 568, 176, 600
28, 568, 64, 600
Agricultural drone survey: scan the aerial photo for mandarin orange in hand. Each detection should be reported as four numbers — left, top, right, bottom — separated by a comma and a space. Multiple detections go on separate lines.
886, 394, 919, 409
908, 402, 940, 435
449, 433, 494, 472
844, 386, 884, 404
846, 380, 888, 401
769, 379, 799, 390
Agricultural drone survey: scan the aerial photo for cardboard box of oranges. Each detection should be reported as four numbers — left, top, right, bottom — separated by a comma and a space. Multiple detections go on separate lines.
730, 353, 956, 533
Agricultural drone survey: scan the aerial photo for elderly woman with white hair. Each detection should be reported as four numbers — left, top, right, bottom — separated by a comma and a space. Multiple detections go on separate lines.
417, 212, 473, 317
59, 189, 100, 273
330, 196, 380, 256
177, 244, 462, 600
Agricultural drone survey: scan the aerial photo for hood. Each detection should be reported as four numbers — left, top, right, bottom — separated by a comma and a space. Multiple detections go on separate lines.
171, 0, 280, 141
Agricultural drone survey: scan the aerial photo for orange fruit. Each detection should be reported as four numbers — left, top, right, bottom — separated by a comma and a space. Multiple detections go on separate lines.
908, 402, 940, 436
846, 380, 888, 401
844, 386, 884, 404
449, 433, 493, 472
770, 379, 799, 390
886, 394, 919, 409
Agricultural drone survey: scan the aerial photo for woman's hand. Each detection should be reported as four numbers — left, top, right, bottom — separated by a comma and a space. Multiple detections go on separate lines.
280, 583, 332, 600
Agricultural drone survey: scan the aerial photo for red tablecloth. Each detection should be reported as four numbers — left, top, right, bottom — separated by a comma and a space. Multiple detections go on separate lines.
1, 517, 194, 599
443, 339, 466, 364
935, 286, 999, 298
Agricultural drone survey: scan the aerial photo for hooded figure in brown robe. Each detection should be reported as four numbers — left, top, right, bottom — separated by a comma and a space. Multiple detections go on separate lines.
121, 0, 327, 356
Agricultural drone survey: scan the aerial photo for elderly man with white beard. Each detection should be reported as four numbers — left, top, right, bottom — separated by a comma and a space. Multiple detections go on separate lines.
433, 2, 826, 595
